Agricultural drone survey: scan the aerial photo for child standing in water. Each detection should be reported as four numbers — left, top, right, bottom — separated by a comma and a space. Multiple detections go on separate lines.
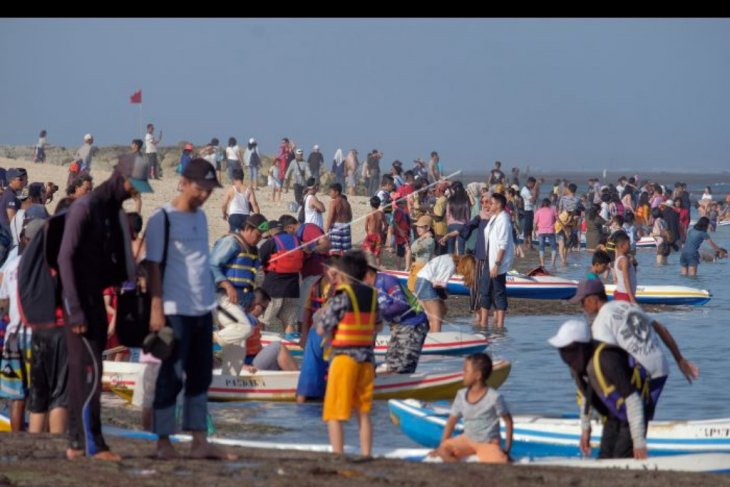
431, 353, 513, 463
611, 231, 637, 304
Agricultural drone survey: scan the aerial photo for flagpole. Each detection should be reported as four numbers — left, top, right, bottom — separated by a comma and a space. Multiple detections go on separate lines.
138, 102, 142, 138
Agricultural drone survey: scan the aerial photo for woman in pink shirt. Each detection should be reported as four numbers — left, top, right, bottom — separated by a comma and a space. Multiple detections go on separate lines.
533, 198, 557, 267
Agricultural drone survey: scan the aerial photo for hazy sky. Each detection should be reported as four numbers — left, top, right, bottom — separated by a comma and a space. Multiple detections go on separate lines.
2, 18, 730, 172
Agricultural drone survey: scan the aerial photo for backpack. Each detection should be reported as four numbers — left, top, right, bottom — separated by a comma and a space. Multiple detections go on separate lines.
17, 212, 67, 329
250, 150, 261, 168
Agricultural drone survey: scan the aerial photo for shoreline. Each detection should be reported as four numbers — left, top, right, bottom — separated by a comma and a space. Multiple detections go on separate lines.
1, 433, 728, 486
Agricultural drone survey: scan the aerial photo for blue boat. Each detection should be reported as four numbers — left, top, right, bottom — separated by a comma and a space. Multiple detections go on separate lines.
388, 399, 730, 458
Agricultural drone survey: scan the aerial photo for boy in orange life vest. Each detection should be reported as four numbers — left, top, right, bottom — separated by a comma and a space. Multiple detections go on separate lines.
259, 215, 305, 336
316, 250, 382, 457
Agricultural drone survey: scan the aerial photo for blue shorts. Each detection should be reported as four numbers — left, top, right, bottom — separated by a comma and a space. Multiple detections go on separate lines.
415, 277, 447, 301
680, 252, 700, 268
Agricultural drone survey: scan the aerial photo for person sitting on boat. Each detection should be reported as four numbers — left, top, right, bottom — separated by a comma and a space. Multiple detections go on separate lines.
567, 279, 699, 454
549, 318, 658, 459
430, 353, 513, 463
316, 250, 382, 457
364, 253, 429, 375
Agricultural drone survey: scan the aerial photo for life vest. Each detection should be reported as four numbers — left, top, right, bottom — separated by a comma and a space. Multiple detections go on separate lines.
588, 343, 655, 423
265, 233, 304, 274
245, 321, 262, 357
223, 234, 260, 290
331, 283, 377, 348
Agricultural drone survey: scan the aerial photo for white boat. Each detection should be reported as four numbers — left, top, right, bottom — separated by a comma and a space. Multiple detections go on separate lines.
260, 331, 489, 357
388, 399, 730, 456
103, 360, 511, 402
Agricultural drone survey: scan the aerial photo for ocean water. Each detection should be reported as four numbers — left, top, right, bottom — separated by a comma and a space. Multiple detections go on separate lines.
208, 225, 729, 450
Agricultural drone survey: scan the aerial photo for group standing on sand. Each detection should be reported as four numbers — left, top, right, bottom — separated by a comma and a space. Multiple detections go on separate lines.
0, 128, 724, 466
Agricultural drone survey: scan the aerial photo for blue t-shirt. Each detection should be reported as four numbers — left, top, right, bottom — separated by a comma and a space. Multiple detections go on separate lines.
682, 228, 709, 256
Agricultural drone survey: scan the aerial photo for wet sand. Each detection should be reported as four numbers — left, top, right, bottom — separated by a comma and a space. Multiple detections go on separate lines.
1, 433, 729, 487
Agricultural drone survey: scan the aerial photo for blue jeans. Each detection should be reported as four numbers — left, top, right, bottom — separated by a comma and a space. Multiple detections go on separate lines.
248, 165, 259, 185
153, 313, 213, 436
446, 223, 466, 255
538, 233, 556, 257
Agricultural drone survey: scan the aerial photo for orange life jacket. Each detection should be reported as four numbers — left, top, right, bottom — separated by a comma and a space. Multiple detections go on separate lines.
331, 283, 377, 348
246, 325, 262, 356
265, 233, 304, 274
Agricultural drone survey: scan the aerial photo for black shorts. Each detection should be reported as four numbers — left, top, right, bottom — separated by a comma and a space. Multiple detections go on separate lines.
28, 327, 69, 413
522, 211, 534, 236
396, 243, 406, 257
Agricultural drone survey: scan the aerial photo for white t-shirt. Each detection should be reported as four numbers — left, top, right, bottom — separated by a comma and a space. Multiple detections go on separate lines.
591, 300, 669, 378
225, 146, 240, 161
144, 133, 157, 154
10, 208, 26, 246
417, 254, 455, 285
304, 194, 324, 229
145, 204, 216, 316
0, 255, 22, 334
520, 186, 534, 211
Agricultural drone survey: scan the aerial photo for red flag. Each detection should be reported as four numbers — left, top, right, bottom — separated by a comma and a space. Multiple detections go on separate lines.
130, 90, 142, 104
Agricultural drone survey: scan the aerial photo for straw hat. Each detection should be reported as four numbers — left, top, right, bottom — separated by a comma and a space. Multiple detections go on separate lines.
415, 215, 433, 228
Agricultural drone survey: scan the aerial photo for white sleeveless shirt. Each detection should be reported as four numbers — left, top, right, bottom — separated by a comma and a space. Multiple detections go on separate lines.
304, 194, 324, 229
228, 186, 251, 216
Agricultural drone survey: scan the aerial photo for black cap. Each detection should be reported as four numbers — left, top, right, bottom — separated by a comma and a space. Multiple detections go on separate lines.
244, 213, 269, 232
182, 158, 222, 190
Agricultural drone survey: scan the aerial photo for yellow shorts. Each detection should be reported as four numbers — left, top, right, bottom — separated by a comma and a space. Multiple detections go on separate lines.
440, 435, 508, 463
322, 354, 375, 421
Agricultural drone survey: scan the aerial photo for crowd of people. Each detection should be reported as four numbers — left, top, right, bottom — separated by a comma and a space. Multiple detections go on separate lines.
0, 129, 725, 464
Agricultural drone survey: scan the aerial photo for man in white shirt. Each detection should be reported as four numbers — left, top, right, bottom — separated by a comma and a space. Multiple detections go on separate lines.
520, 177, 538, 248
145, 123, 163, 180
481, 193, 514, 328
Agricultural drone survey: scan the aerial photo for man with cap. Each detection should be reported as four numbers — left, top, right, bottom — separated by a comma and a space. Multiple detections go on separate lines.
243, 138, 262, 189
145, 158, 235, 460
284, 148, 311, 208
565, 279, 699, 456
58, 153, 152, 461
307, 144, 324, 189
75, 134, 94, 174
1, 168, 28, 229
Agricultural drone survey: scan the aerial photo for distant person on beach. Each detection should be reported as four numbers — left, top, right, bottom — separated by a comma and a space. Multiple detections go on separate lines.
651, 207, 671, 265
481, 193, 514, 328
243, 138, 261, 189
75, 133, 94, 174
221, 168, 259, 232
225, 137, 244, 184
34, 130, 47, 163
1, 168, 28, 229
145, 123, 163, 180
308, 144, 324, 188
146, 158, 235, 461
177, 143, 194, 175
430, 353, 512, 463
326, 183, 353, 255
285, 148, 312, 208
345, 149, 359, 197
487, 161, 505, 190
362, 196, 387, 267
428, 151, 441, 183
59, 154, 152, 461
331, 148, 346, 189
200, 138, 223, 183
680, 217, 724, 277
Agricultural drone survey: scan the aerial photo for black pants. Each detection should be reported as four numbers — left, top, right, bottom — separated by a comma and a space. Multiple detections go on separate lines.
294, 184, 305, 206
598, 416, 633, 459
65, 299, 109, 454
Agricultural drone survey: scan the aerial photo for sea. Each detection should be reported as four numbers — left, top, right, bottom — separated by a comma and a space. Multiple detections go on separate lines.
207, 212, 729, 450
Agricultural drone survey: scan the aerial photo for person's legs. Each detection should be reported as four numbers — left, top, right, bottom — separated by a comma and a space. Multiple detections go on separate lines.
323, 355, 358, 454
153, 315, 191, 459
492, 273, 508, 328
437, 435, 476, 462
538, 234, 546, 266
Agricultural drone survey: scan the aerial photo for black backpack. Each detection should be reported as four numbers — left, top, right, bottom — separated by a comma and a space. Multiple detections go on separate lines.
17, 212, 67, 329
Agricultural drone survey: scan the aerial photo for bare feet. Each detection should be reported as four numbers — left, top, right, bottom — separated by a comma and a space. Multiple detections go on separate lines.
93, 450, 122, 462
189, 442, 238, 461
66, 448, 84, 461
156, 438, 181, 460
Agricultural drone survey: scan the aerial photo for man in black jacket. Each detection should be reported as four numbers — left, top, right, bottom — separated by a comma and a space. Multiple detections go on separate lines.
59, 154, 152, 461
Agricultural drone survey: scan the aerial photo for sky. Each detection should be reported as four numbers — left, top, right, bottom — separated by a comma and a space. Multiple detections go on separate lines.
2, 18, 730, 172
